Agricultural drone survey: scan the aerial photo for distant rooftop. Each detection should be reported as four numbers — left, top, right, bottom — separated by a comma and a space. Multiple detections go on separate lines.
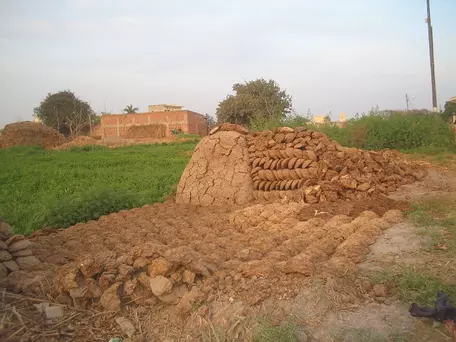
148, 104, 183, 112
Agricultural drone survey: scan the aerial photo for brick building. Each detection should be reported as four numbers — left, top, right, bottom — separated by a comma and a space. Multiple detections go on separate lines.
99, 109, 207, 138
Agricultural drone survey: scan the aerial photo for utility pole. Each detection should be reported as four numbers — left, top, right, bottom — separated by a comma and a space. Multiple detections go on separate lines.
426, 0, 438, 112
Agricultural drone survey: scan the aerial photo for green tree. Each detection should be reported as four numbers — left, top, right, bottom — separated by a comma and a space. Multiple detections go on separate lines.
92, 114, 101, 125
216, 78, 292, 125
34, 90, 95, 137
123, 105, 139, 114
204, 114, 216, 132
441, 98, 456, 123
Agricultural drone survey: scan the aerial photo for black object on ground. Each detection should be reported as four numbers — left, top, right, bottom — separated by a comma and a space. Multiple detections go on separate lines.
410, 292, 456, 322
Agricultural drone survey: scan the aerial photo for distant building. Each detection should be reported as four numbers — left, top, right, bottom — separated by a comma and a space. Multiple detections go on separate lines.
100, 107, 207, 138
312, 113, 346, 128
148, 104, 183, 112
312, 116, 326, 124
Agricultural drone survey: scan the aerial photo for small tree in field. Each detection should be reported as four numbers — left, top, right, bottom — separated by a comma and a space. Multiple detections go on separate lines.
34, 90, 95, 137
204, 114, 216, 132
216, 78, 292, 126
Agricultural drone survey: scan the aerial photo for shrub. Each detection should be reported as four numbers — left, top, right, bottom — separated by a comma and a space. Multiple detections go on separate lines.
248, 114, 310, 132
313, 112, 455, 150
354, 113, 454, 150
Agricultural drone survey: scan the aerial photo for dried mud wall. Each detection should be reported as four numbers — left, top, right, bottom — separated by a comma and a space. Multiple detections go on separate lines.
175, 130, 254, 206
176, 124, 426, 206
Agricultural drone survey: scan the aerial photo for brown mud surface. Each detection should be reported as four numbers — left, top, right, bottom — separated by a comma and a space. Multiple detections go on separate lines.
1, 198, 404, 341
53, 136, 99, 150
297, 195, 410, 221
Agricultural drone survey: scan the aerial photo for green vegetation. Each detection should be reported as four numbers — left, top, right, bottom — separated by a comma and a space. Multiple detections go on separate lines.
123, 104, 139, 114
176, 133, 201, 139
313, 113, 455, 150
216, 78, 293, 126
34, 90, 95, 137
245, 109, 455, 151
0, 142, 197, 234
407, 196, 456, 253
441, 99, 456, 122
373, 266, 456, 307
372, 196, 456, 308
249, 113, 310, 132
252, 319, 299, 342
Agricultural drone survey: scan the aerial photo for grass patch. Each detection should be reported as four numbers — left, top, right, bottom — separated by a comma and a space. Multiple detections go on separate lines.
407, 196, 456, 253
0, 142, 197, 234
373, 266, 456, 306
176, 133, 201, 139
252, 319, 299, 342
402, 146, 456, 169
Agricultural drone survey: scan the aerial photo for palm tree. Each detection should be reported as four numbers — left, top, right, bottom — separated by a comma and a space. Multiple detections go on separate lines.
123, 105, 139, 114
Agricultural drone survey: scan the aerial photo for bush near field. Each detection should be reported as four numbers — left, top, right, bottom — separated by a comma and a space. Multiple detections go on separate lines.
248, 110, 455, 151
0, 141, 198, 234
321, 112, 454, 150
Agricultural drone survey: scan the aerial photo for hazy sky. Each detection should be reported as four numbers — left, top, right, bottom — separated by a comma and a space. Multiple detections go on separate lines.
0, 0, 454, 127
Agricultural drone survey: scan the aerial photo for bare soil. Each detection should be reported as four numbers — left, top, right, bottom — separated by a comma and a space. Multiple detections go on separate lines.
1, 199, 405, 341
297, 195, 410, 221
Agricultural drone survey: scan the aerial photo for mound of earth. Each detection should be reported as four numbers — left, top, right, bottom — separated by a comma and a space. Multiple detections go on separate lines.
4, 199, 403, 313
0, 121, 66, 149
176, 124, 427, 206
176, 130, 254, 205
54, 136, 98, 150
125, 124, 167, 139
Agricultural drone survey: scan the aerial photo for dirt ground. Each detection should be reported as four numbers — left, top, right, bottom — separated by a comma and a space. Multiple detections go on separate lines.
297, 195, 410, 221
1, 168, 456, 341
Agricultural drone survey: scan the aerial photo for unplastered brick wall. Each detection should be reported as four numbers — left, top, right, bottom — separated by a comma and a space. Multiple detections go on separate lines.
100, 111, 207, 138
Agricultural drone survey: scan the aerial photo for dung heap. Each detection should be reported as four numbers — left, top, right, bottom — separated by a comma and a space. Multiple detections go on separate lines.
0, 121, 66, 149
176, 124, 426, 206
0, 219, 41, 279
124, 124, 167, 139
54, 136, 99, 150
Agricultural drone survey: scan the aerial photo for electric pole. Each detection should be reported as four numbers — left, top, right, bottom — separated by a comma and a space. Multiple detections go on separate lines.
426, 0, 438, 112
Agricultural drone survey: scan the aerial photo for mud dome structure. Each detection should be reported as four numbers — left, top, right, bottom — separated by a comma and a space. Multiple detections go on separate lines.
176, 124, 426, 205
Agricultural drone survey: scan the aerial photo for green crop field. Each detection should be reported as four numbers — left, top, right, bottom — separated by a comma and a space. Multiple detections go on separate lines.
0, 141, 198, 235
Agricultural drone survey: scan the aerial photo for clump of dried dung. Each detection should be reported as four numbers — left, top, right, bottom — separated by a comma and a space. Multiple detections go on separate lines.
0, 121, 66, 149
53, 136, 98, 150
125, 124, 167, 139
